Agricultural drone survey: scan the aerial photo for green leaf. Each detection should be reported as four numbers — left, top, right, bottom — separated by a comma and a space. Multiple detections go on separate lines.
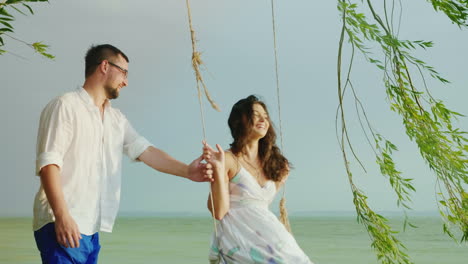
0, 27, 13, 33
0, 20, 13, 29
10, 5, 27, 16
31, 41, 55, 59
0, 15, 14, 21
5, 0, 22, 4
22, 3, 34, 15
0, 8, 14, 18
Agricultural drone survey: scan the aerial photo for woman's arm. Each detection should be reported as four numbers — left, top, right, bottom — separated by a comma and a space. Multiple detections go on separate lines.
204, 143, 233, 220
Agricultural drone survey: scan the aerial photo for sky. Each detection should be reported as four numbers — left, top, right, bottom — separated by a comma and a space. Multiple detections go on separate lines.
1, 0, 467, 217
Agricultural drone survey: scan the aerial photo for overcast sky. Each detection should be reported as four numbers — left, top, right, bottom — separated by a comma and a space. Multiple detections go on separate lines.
1, 0, 467, 217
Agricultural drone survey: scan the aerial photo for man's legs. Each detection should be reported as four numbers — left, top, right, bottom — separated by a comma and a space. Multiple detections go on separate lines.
85, 232, 100, 264
34, 223, 101, 264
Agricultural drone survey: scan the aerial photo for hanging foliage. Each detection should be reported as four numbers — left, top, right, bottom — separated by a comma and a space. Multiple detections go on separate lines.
337, 0, 468, 263
0, 0, 53, 59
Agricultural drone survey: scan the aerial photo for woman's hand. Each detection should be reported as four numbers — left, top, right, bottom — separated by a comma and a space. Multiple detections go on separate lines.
203, 141, 225, 178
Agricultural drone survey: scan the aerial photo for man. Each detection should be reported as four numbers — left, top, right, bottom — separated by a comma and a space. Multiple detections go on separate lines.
32, 44, 212, 263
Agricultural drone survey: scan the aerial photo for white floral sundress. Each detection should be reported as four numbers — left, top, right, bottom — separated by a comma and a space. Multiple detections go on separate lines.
208, 166, 313, 264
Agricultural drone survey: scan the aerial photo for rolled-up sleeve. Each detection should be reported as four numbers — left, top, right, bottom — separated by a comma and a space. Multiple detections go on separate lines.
35, 99, 74, 176
122, 118, 153, 161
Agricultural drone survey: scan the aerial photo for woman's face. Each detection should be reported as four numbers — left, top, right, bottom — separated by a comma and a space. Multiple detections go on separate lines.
250, 103, 270, 139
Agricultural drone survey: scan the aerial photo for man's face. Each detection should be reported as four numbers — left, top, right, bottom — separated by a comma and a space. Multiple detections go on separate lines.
104, 55, 128, 100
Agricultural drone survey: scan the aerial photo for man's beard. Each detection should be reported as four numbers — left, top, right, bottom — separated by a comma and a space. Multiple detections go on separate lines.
104, 84, 119, 99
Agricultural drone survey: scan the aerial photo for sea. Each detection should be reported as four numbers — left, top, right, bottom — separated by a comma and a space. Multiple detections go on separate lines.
1, 216, 466, 264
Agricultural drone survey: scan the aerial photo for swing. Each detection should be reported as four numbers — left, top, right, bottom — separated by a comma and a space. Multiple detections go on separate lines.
184, 0, 291, 235
184, 0, 292, 233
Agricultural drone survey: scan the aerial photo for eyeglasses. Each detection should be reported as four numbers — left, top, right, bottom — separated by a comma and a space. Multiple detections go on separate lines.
108, 61, 128, 78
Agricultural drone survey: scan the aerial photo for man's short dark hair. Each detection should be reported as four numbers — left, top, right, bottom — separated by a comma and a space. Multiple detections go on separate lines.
85, 44, 129, 78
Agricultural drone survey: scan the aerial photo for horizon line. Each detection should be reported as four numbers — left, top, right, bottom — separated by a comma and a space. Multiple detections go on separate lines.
0, 210, 442, 218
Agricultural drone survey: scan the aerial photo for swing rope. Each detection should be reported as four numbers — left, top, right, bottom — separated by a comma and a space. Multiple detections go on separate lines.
185, 0, 220, 236
270, 0, 292, 233
185, 0, 291, 237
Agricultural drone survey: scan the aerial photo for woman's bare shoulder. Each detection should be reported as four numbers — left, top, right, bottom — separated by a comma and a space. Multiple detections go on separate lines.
224, 150, 240, 178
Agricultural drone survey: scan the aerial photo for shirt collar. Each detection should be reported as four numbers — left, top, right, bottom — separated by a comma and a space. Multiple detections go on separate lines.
77, 86, 111, 109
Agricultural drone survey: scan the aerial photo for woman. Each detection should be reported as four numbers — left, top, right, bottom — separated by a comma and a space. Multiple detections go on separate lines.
204, 95, 313, 264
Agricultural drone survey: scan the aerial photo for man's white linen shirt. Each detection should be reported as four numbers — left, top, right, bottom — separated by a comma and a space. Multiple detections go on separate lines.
33, 87, 152, 235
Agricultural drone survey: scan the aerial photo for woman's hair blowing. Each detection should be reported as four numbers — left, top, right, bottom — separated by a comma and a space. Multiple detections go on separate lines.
228, 95, 290, 182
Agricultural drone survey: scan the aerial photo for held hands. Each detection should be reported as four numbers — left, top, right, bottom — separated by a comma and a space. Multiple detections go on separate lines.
203, 140, 225, 180
187, 147, 214, 182
54, 213, 82, 248
187, 140, 224, 182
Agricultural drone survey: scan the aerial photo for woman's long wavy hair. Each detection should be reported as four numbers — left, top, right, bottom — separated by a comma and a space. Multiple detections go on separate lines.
228, 95, 290, 182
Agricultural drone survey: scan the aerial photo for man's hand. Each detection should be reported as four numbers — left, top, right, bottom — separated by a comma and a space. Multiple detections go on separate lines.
187, 150, 214, 182
55, 213, 82, 248
39, 164, 82, 248
187, 141, 216, 182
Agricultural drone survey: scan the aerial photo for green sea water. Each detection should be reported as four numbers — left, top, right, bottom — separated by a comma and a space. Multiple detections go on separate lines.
0, 216, 466, 263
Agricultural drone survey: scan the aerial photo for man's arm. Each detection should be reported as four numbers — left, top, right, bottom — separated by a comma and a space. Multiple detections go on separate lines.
138, 146, 213, 182
40, 164, 82, 248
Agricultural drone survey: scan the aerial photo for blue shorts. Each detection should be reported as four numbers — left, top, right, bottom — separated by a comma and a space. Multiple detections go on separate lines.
34, 222, 101, 264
